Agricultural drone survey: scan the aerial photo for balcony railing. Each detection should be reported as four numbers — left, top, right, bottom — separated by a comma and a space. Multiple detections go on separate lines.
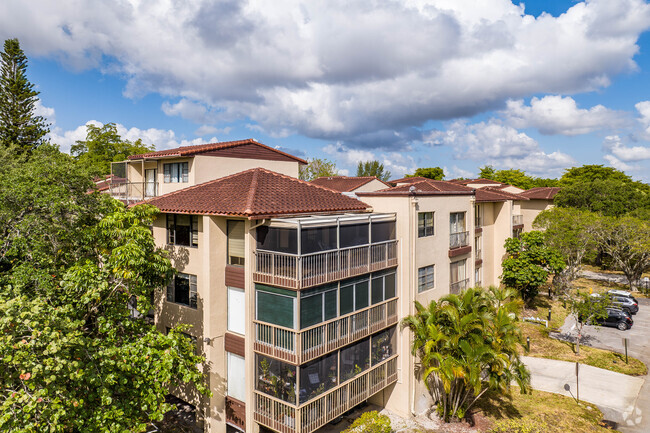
449, 231, 469, 249
254, 356, 398, 433
475, 249, 482, 261
107, 181, 158, 203
512, 214, 523, 226
254, 298, 398, 365
450, 278, 469, 294
254, 240, 398, 290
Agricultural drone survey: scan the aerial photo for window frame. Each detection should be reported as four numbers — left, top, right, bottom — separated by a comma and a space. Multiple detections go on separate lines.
163, 161, 189, 183
166, 273, 198, 309
166, 214, 199, 247
417, 265, 435, 293
228, 287, 246, 335
227, 220, 246, 267
227, 352, 246, 403
417, 212, 434, 238
450, 212, 466, 234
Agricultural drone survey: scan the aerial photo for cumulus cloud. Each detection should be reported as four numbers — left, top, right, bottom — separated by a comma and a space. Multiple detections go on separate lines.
322, 142, 416, 177
2, 0, 649, 148
635, 100, 650, 139
504, 95, 629, 135
604, 154, 637, 171
429, 120, 575, 174
603, 134, 650, 162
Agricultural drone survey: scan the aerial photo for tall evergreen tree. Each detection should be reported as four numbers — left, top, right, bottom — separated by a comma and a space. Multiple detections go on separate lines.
0, 38, 49, 152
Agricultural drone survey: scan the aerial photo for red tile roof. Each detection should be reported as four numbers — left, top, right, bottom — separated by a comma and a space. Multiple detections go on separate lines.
518, 187, 561, 200
475, 187, 528, 202
358, 179, 475, 196
142, 168, 370, 218
450, 178, 504, 186
310, 176, 391, 192
94, 174, 126, 192
127, 138, 307, 164
387, 176, 430, 184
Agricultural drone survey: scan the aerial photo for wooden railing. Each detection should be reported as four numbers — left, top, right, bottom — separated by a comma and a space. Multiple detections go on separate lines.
450, 278, 469, 294
107, 181, 158, 203
254, 356, 398, 433
512, 214, 523, 226
254, 298, 398, 364
449, 231, 469, 249
254, 240, 398, 290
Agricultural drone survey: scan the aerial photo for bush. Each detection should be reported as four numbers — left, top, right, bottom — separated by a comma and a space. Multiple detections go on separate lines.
343, 411, 391, 433
490, 418, 548, 433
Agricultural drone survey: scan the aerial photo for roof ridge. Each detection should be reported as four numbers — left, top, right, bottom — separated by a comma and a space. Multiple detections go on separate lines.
245, 169, 260, 214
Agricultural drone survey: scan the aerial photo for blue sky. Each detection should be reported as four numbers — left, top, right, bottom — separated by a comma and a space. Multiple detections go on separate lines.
3, 0, 650, 180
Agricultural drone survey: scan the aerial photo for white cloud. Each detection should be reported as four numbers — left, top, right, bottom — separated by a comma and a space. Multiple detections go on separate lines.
604, 154, 637, 172
194, 125, 231, 137
322, 142, 416, 178
429, 119, 575, 174
323, 142, 376, 167
33, 99, 56, 124
603, 134, 650, 162
2, 0, 649, 148
446, 166, 474, 179
504, 95, 628, 135
635, 100, 650, 139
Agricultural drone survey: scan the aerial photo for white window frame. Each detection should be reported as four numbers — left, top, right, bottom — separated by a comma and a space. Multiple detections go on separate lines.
417, 265, 435, 293
166, 273, 198, 309
418, 212, 434, 237
228, 287, 246, 335
227, 352, 246, 402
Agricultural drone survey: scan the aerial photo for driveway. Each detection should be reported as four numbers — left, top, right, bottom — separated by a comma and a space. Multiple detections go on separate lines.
559, 297, 650, 432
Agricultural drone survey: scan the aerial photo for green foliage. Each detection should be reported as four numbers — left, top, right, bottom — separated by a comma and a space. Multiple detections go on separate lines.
0, 38, 49, 152
554, 178, 649, 217
490, 418, 548, 433
299, 157, 338, 180
559, 165, 632, 186
533, 208, 598, 290
477, 166, 559, 189
356, 160, 391, 181
402, 287, 530, 423
0, 145, 208, 432
565, 291, 610, 355
71, 123, 154, 176
407, 167, 445, 180
501, 231, 565, 304
343, 411, 391, 433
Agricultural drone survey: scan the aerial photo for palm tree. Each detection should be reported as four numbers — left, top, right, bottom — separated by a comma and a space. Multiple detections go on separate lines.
402, 286, 530, 422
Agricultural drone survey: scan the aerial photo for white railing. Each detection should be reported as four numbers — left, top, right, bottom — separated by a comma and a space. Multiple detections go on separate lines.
512, 214, 523, 226
254, 298, 398, 364
254, 240, 398, 290
449, 231, 469, 249
450, 278, 469, 294
254, 356, 398, 433
107, 181, 158, 203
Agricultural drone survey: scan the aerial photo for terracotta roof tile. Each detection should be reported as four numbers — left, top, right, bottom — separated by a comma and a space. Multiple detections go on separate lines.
358, 179, 475, 196
451, 178, 504, 186
141, 168, 370, 218
475, 186, 528, 202
387, 176, 430, 184
310, 176, 390, 192
518, 187, 561, 200
127, 138, 307, 163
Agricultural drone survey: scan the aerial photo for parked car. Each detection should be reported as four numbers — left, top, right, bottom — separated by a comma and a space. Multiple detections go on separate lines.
591, 292, 639, 315
581, 308, 633, 331
607, 289, 639, 304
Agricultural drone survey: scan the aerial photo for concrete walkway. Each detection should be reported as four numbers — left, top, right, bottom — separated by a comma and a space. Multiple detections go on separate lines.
522, 356, 645, 426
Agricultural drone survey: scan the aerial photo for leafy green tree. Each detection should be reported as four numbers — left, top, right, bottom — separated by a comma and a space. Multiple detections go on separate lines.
0, 145, 208, 431
533, 208, 598, 291
554, 178, 649, 217
566, 291, 611, 356
0, 38, 49, 152
592, 216, 650, 289
478, 165, 496, 180
407, 167, 445, 180
501, 231, 565, 304
477, 166, 558, 189
299, 157, 338, 181
342, 411, 391, 433
356, 160, 391, 181
71, 123, 153, 176
559, 164, 632, 186
402, 287, 530, 422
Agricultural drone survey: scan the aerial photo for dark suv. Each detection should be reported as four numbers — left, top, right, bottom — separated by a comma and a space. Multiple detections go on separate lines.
590, 308, 634, 330
607, 292, 639, 315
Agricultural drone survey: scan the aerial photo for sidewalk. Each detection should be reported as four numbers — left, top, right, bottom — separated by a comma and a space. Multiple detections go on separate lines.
522, 356, 645, 427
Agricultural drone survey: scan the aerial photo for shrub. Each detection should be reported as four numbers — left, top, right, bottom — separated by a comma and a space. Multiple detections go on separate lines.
490, 418, 548, 433
343, 411, 391, 433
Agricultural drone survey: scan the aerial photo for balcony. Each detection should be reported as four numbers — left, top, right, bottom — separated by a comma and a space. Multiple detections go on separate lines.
512, 214, 523, 227
254, 240, 398, 290
254, 356, 398, 433
254, 298, 398, 365
475, 248, 482, 261
107, 181, 158, 203
449, 231, 469, 249
450, 278, 469, 294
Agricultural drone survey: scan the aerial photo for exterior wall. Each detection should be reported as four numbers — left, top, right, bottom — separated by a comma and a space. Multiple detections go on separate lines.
360, 193, 475, 418
351, 179, 389, 192
519, 199, 553, 230
478, 201, 511, 288
193, 155, 299, 183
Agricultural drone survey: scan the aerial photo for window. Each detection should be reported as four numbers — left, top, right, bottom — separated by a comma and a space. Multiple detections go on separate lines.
163, 162, 188, 183
450, 259, 467, 294
301, 226, 337, 254
299, 353, 338, 404
371, 327, 395, 365
418, 265, 434, 293
227, 220, 245, 266
340, 338, 370, 381
300, 285, 337, 329
167, 214, 198, 247
475, 266, 482, 287
340, 223, 369, 248
228, 287, 245, 335
371, 272, 396, 304
450, 212, 466, 234
418, 212, 434, 237
256, 226, 297, 254
256, 355, 296, 404
475, 204, 482, 228
256, 285, 296, 329
227, 353, 246, 402
339, 277, 369, 315
371, 221, 396, 243
167, 273, 197, 308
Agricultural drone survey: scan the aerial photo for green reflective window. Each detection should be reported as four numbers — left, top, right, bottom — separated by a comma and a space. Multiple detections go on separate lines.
257, 291, 294, 329
340, 284, 354, 315
300, 295, 322, 329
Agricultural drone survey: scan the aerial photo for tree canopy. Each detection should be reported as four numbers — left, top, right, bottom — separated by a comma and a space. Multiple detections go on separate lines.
71, 123, 153, 176
477, 166, 558, 189
0, 38, 48, 152
0, 144, 208, 431
298, 157, 338, 181
356, 160, 391, 181
407, 167, 445, 180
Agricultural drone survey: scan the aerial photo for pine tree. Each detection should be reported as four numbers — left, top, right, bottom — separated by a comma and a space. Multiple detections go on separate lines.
0, 38, 49, 152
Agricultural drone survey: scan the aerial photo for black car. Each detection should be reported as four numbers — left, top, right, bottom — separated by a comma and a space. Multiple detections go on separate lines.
609, 294, 639, 315
589, 308, 634, 331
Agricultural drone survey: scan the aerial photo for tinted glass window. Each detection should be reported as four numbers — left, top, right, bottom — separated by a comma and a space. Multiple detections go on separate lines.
301, 226, 337, 254
340, 223, 369, 248
256, 226, 297, 254
371, 221, 396, 243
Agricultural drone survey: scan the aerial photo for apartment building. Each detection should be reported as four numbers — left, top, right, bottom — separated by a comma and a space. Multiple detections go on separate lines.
109, 141, 558, 433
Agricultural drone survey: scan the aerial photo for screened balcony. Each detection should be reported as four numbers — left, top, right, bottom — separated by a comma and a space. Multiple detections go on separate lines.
107, 181, 159, 203
254, 215, 398, 290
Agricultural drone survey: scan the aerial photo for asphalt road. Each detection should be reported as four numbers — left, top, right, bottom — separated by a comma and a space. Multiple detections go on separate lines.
560, 297, 650, 432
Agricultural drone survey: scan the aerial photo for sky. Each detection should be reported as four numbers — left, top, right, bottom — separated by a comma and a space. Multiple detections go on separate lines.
3, 0, 650, 181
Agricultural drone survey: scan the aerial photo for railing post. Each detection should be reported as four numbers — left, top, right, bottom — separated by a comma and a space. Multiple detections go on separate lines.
297, 256, 302, 290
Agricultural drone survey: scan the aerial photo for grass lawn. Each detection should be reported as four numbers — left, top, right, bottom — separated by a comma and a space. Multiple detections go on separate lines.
476, 387, 619, 433
518, 293, 647, 376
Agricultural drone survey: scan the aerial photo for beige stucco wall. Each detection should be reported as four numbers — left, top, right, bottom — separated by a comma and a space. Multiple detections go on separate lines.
351, 179, 389, 192
477, 201, 511, 288
519, 199, 553, 230
193, 155, 300, 183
